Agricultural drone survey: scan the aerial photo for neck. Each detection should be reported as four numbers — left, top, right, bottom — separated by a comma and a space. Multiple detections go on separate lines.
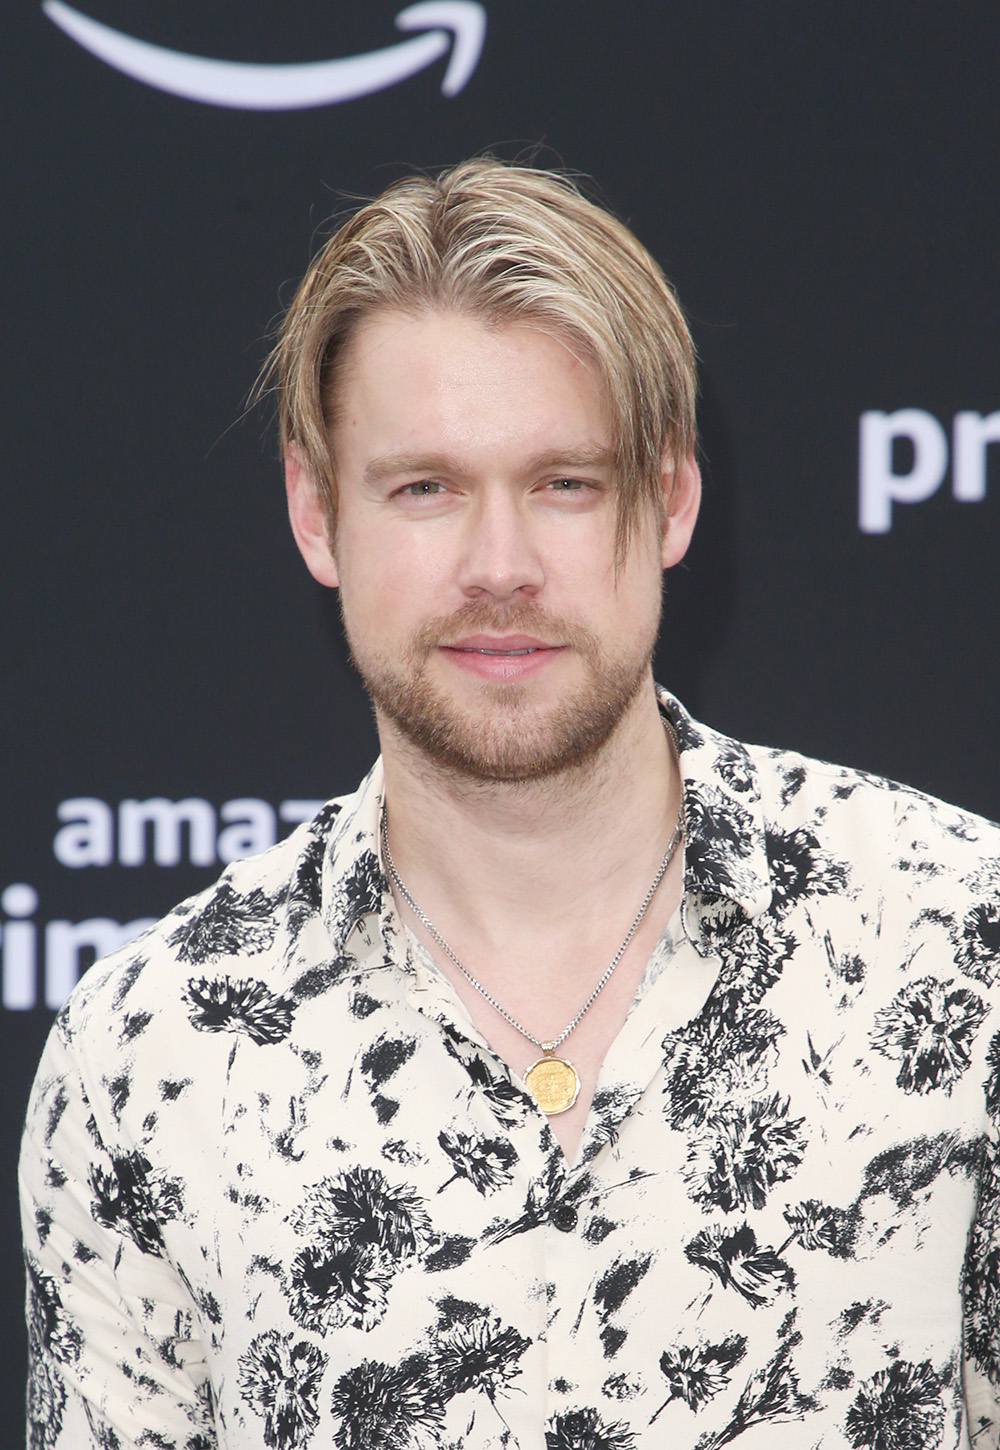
377, 681, 680, 939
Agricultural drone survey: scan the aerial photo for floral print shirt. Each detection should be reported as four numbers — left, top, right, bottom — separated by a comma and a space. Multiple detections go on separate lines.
20, 690, 1000, 1450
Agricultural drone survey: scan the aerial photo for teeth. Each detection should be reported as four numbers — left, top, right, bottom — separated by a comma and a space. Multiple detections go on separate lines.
478, 648, 533, 655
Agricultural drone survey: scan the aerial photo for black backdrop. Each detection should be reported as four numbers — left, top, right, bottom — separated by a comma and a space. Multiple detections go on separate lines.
3, 1, 999, 1431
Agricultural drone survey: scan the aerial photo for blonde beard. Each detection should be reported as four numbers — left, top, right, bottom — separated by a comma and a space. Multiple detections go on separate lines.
344, 599, 658, 784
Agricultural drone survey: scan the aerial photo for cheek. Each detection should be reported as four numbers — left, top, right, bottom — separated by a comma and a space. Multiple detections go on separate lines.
380, 536, 464, 609
600, 572, 665, 652
336, 541, 448, 637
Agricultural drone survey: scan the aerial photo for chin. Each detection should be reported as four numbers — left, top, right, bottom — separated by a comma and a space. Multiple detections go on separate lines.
364, 662, 650, 784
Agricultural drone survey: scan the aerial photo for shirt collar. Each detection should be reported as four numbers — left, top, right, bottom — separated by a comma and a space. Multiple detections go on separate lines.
656, 686, 773, 927
319, 690, 773, 956
319, 758, 388, 956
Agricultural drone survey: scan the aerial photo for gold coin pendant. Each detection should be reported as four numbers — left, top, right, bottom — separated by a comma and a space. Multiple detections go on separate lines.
524, 1055, 581, 1116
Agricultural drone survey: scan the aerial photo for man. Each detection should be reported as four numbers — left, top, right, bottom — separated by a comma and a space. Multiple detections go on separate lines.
20, 160, 1000, 1450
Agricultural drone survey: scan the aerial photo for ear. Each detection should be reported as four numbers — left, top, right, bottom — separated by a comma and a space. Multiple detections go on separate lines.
285, 446, 339, 588
660, 452, 701, 569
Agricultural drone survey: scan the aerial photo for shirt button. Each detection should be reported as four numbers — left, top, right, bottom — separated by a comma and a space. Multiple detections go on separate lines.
551, 1203, 578, 1232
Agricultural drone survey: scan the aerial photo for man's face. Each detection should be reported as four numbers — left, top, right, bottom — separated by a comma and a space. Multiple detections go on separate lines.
310, 308, 673, 782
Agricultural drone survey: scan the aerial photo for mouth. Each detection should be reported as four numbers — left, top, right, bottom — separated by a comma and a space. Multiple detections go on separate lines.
438, 635, 562, 678
445, 635, 554, 655
459, 646, 537, 656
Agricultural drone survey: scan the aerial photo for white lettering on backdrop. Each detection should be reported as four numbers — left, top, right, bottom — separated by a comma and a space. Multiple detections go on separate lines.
859, 409, 1000, 533
1, 797, 325, 1011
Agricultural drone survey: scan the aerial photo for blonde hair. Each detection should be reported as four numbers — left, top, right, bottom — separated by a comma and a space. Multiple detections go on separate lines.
271, 158, 696, 556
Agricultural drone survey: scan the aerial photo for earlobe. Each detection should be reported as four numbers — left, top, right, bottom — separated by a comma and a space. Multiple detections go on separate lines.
285, 446, 339, 588
660, 453, 701, 569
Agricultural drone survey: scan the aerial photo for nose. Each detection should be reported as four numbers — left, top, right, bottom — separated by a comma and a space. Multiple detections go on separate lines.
456, 488, 545, 601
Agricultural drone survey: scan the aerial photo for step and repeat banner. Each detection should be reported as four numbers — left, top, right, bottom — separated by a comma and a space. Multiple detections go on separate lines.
2, 0, 999, 1429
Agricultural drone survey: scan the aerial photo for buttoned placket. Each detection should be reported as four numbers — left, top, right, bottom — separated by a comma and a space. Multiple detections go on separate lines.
376, 851, 732, 1422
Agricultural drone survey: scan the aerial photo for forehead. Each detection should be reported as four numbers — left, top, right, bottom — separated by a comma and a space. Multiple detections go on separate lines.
330, 308, 612, 465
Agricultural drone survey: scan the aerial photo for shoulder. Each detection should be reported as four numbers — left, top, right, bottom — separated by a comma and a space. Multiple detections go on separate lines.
662, 690, 1000, 992
665, 686, 1000, 867
738, 743, 1000, 1005
57, 768, 381, 1056
747, 736, 1000, 866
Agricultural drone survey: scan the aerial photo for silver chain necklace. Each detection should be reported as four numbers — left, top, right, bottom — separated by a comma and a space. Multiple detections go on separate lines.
380, 806, 682, 1116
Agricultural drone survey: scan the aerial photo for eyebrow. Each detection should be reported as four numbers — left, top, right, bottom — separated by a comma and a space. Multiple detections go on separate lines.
363, 445, 615, 486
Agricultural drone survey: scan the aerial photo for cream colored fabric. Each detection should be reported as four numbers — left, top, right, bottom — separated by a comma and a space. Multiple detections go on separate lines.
20, 692, 1000, 1449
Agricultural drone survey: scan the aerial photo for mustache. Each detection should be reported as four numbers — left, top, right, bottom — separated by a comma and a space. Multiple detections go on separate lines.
411, 599, 600, 652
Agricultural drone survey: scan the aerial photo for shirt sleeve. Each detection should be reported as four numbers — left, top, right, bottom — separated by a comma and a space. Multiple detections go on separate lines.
963, 1102, 1000, 1450
19, 1008, 215, 1450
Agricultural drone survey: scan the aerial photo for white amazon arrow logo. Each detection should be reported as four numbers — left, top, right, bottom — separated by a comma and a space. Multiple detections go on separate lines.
42, 1, 486, 109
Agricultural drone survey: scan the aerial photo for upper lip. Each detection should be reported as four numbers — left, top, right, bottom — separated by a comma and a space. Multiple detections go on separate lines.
444, 634, 557, 652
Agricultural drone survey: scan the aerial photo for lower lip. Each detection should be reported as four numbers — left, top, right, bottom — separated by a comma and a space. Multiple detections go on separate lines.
439, 646, 563, 681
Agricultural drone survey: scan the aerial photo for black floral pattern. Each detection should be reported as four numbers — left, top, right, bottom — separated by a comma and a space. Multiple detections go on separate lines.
83, 1408, 124, 1450
287, 1241, 394, 1333
650, 1335, 747, 1420
824, 930, 867, 993
441, 1035, 529, 1128
699, 911, 797, 1024
238, 1331, 327, 1448
361, 1034, 418, 1090
169, 881, 282, 963
593, 1255, 652, 1323
89, 1149, 183, 1255
291, 1167, 431, 1259
545, 1406, 637, 1449
986, 1031, 1000, 1121
25, 1258, 79, 1450
664, 1006, 784, 1130
329, 1356, 444, 1450
870, 977, 989, 1094
26, 1258, 82, 1368
184, 974, 297, 1044
581, 1085, 642, 1164
684, 784, 758, 895
329, 848, 383, 929
779, 1199, 840, 1254
715, 745, 756, 796
20, 693, 1000, 1449
955, 901, 1000, 984
360, 1034, 420, 1125
487, 1153, 594, 1244
779, 764, 807, 806
432, 1311, 531, 1403
765, 826, 848, 917
437, 1130, 519, 1194
286, 1167, 431, 1332
685, 1223, 794, 1307
963, 1135, 1000, 1382
695, 1331, 815, 1450
668, 710, 705, 753
684, 1094, 807, 1212
285, 826, 328, 932
27, 1352, 67, 1450
844, 1359, 944, 1450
